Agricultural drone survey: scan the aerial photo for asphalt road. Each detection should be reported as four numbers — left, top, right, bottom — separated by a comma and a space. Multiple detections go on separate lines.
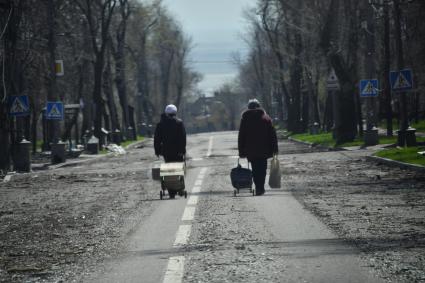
86, 131, 384, 283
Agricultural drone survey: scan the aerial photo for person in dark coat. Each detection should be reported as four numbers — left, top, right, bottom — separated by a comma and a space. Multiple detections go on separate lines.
154, 104, 186, 162
238, 99, 278, 195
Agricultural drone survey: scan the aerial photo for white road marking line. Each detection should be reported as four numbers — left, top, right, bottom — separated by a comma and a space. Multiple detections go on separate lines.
206, 136, 213, 157
173, 224, 192, 247
181, 206, 196, 221
187, 195, 198, 206
163, 167, 207, 283
163, 256, 185, 283
192, 186, 201, 193
191, 158, 203, 161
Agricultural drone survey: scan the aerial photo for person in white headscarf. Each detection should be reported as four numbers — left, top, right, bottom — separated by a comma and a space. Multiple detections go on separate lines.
154, 104, 186, 163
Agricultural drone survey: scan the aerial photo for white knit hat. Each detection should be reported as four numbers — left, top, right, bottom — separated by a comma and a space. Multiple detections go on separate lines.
165, 104, 177, 115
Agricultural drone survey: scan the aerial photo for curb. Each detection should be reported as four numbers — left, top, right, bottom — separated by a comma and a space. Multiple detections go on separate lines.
126, 138, 150, 150
287, 137, 345, 151
2, 173, 13, 183
3, 139, 152, 181
366, 155, 425, 173
51, 138, 150, 170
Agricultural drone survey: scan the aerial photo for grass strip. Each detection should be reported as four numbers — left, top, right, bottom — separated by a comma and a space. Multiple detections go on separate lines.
411, 120, 425, 132
375, 147, 425, 166
120, 135, 144, 148
291, 132, 425, 148
380, 119, 425, 132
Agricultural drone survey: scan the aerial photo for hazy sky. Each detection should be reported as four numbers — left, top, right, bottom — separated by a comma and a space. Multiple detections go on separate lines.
162, 0, 256, 95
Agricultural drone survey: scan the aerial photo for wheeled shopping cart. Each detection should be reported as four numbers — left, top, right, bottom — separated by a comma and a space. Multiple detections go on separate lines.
159, 162, 187, 199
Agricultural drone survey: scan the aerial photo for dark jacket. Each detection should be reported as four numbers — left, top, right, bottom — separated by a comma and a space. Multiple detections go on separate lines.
238, 108, 278, 160
154, 114, 186, 159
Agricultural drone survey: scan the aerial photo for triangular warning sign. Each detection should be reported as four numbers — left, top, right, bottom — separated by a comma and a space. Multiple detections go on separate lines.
10, 97, 28, 113
393, 72, 411, 89
48, 104, 62, 117
362, 81, 375, 95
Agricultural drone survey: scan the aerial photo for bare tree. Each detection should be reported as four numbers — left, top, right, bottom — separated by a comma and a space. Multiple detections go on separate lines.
76, 0, 117, 145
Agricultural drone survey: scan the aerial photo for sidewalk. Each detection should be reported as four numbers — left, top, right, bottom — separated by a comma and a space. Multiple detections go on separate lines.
288, 134, 425, 172
3, 139, 149, 182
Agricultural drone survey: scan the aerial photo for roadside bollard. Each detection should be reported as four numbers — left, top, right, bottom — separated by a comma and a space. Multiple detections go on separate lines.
101, 128, 109, 146
397, 127, 417, 147
51, 141, 66, 164
127, 126, 136, 141
83, 130, 90, 149
112, 129, 122, 145
13, 139, 31, 172
310, 122, 320, 135
364, 127, 379, 146
86, 135, 99, 155
139, 123, 147, 136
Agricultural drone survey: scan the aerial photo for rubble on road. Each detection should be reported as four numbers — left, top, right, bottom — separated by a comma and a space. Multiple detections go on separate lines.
105, 144, 126, 155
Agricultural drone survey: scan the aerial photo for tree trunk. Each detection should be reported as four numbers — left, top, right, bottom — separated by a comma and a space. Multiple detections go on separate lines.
93, 53, 105, 144
323, 91, 334, 131
160, 50, 175, 109
46, 0, 59, 145
383, 2, 393, 136
0, 4, 21, 172
114, 34, 129, 132
104, 52, 120, 131
320, 0, 358, 144
113, 0, 130, 133
136, 36, 151, 124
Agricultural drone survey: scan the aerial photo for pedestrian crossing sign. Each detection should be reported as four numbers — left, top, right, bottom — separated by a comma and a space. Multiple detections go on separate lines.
390, 69, 413, 92
8, 95, 30, 116
46, 101, 64, 120
359, 79, 379, 97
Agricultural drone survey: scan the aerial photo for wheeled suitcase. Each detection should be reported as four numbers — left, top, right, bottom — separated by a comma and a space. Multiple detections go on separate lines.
230, 159, 253, 196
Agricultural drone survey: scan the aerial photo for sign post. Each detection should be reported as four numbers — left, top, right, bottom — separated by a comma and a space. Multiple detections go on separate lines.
390, 68, 416, 147
360, 79, 379, 98
8, 96, 30, 117
359, 79, 379, 146
46, 101, 66, 163
46, 101, 64, 120
326, 69, 340, 139
390, 69, 413, 92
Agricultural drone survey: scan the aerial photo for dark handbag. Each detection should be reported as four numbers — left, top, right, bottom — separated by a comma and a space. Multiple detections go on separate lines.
230, 159, 253, 189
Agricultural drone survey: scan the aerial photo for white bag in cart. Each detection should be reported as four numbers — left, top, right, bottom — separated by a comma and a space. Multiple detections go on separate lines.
268, 155, 281, 188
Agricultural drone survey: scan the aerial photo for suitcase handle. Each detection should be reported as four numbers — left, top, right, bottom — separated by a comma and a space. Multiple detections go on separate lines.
237, 158, 250, 169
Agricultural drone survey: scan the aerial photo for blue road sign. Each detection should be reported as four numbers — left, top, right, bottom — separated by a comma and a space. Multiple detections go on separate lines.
359, 79, 379, 97
8, 95, 30, 116
46, 102, 64, 120
390, 69, 413, 91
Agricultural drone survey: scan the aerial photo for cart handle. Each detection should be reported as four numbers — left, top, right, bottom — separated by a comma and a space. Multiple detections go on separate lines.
237, 158, 250, 169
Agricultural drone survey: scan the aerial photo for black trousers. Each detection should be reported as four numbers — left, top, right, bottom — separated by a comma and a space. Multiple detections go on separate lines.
164, 155, 184, 162
249, 158, 268, 193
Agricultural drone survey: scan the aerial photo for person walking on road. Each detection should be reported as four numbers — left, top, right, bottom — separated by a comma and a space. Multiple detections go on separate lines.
238, 99, 278, 195
154, 104, 187, 162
